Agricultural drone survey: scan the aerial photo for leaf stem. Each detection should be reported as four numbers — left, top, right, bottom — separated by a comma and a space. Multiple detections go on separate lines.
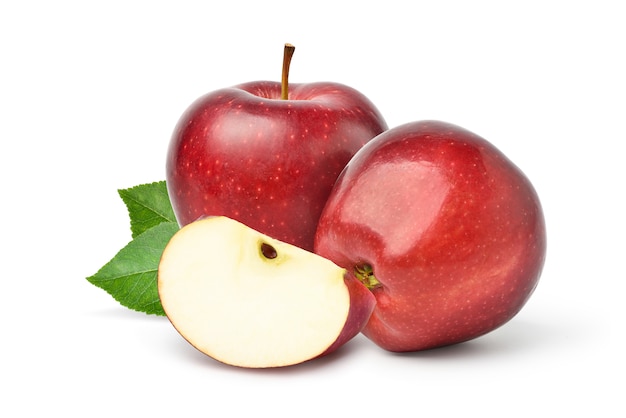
281, 43, 295, 100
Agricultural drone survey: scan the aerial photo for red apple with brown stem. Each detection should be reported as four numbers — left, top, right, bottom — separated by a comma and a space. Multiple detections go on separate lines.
166, 44, 387, 251
314, 120, 546, 352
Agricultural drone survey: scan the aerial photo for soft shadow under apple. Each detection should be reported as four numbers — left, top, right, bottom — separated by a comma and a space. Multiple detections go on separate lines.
385, 315, 586, 360
163, 332, 370, 375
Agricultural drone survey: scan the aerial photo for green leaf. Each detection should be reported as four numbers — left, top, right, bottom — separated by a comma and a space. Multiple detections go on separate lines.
118, 181, 177, 238
87, 222, 180, 315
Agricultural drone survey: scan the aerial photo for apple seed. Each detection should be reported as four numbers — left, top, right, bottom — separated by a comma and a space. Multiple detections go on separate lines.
261, 242, 278, 260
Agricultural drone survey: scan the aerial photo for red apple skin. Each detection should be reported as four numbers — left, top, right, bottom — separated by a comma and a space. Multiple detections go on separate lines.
166, 81, 387, 251
322, 271, 377, 357
314, 120, 546, 352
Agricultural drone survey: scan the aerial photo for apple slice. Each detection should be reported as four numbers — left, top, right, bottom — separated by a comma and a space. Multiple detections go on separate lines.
158, 216, 375, 368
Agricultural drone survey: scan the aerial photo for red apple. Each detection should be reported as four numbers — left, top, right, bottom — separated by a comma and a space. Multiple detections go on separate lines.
314, 120, 546, 352
166, 45, 387, 251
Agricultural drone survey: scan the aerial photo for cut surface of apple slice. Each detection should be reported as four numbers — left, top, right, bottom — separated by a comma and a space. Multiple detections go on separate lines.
158, 216, 353, 368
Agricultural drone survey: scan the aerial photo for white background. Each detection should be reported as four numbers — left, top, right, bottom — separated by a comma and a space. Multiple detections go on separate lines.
2, 1, 624, 416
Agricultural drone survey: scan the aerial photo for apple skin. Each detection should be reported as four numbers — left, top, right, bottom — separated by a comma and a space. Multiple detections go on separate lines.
166, 81, 387, 251
322, 269, 377, 357
314, 120, 546, 352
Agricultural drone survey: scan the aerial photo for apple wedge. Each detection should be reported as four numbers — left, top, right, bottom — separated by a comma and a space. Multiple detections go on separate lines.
158, 216, 375, 368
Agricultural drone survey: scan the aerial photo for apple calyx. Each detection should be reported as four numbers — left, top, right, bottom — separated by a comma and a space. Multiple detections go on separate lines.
355, 263, 381, 290
281, 43, 295, 100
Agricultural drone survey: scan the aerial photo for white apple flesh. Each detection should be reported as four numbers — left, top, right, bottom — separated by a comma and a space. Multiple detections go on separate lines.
158, 216, 375, 368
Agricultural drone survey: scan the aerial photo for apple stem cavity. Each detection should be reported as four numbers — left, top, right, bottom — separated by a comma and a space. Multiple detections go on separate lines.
261, 242, 278, 260
355, 264, 381, 290
281, 43, 296, 100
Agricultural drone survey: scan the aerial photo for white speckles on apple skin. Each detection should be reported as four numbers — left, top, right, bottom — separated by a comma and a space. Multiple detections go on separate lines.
315, 120, 546, 352
166, 81, 388, 251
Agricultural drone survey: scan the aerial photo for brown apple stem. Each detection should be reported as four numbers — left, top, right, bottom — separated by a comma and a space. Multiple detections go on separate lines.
281, 43, 296, 100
